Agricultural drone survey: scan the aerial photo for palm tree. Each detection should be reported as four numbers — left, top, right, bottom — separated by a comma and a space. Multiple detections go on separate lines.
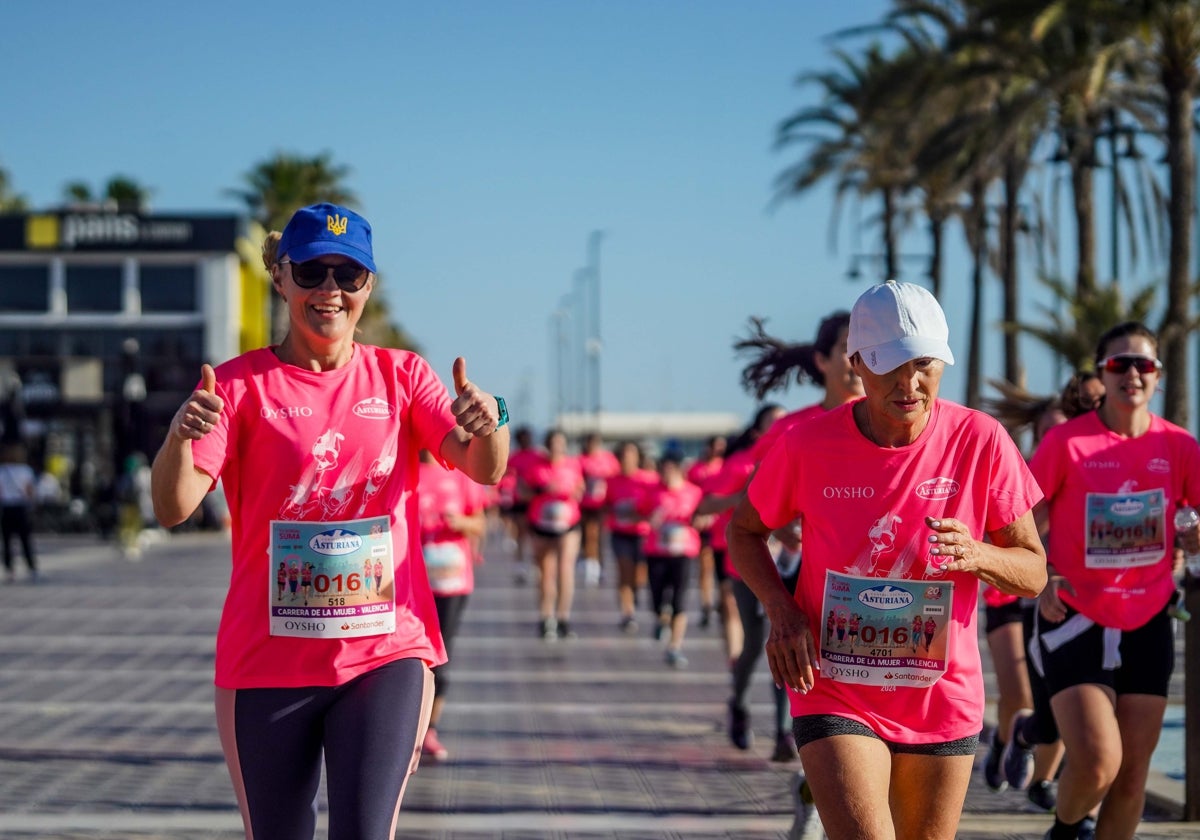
61, 176, 152, 211
225, 152, 358, 232
0, 163, 27, 212
227, 151, 414, 350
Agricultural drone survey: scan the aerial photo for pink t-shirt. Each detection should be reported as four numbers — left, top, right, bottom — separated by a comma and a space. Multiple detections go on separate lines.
640, 480, 704, 557
747, 399, 1042, 744
191, 345, 457, 689
526, 457, 584, 533
505, 447, 546, 506
605, 471, 655, 536
417, 460, 486, 597
707, 449, 757, 554
1029, 411, 1200, 630
686, 456, 724, 489
751, 404, 826, 463
579, 449, 621, 511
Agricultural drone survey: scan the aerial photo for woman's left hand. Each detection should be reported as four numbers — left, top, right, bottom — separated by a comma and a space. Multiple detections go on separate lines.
450, 357, 501, 437
925, 516, 981, 572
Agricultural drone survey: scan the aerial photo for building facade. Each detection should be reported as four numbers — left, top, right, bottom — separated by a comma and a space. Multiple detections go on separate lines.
0, 208, 267, 518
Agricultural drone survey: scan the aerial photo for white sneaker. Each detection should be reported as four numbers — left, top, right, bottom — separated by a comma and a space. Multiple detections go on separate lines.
789, 773, 825, 840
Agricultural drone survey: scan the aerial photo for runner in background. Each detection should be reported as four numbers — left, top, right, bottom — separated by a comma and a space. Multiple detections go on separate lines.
525, 429, 585, 640
500, 426, 543, 585
605, 441, 657, 632
687, 435, 726, 629
416, 449, 487, 763
718, 311, 864, 762
578, 432, 619, 588
695, 403, 785, 718
1021, 322, 1199, 840
638, 450, 704, 668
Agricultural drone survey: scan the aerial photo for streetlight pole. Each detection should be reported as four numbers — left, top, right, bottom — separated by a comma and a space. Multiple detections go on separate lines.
586, 231, 604, 431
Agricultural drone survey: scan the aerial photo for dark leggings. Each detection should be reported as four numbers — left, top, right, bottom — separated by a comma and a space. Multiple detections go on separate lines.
646, 554, 690, 617
730, 577, 794, 737
1, 505, 35, 572
432, 593, 470, 699
227, 658, 429, 840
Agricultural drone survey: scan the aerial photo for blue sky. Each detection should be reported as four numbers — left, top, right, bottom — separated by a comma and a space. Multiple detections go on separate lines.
1, 0, 1135, 431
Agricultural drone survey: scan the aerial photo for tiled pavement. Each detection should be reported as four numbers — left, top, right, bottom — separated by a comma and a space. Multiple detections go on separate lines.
0, 529, 1192, 839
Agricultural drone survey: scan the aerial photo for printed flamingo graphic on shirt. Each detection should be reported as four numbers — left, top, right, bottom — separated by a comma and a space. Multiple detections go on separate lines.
356, 435, 398, 516
319, 448, 365, 519
278, 428, 347, 520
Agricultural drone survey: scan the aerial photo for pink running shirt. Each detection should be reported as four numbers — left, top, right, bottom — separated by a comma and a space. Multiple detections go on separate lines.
605, 471, 655, 536
639, 480, 704, 557
747, 399, 1042, 744
418, 460, 486, 597
526, 457, 584, 533
1028, 411, 1200, 630
579, 449, 620, 511
191, 346, 457, 689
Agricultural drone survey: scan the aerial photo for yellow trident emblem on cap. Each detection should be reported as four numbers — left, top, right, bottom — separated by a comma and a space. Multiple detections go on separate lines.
327, 214, 348, 236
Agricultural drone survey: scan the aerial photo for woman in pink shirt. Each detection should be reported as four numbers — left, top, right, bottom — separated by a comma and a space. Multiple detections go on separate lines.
638, 451, 704, 667
525, 429, 585, 639
417, 449, 487, 763
1020, 322, 1200, 840
604, 440, 657, 632
149, 204, 509, 840
686, 434, 726, 628
578, 432, 620, 586
729, 280, 1046, 840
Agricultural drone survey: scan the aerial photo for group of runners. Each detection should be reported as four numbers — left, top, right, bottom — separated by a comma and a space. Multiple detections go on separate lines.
149, 202, 1193, 840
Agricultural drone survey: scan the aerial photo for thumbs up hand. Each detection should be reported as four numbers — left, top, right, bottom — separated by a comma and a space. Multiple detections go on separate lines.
171, 363, 225, 441
450, 357, 501, 437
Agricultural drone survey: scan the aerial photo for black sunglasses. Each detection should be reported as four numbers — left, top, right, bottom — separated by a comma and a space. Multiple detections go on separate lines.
1100, 355, 1161, 375
281, 259, 369, 291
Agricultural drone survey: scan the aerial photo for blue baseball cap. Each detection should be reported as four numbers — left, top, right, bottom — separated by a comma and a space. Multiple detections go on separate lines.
277, 203, 376, 272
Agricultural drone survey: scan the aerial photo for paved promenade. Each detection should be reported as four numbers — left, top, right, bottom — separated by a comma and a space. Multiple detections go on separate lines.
0, 529, 1192, 839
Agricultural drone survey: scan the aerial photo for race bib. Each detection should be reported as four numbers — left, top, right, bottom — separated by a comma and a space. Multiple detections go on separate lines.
269, 516, 395, 639
1084, 489, 1165, 569
423, 540, 469, 595
819, 570, 952, 689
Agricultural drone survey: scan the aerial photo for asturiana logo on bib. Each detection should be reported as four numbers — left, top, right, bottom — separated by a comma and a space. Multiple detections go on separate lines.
1147, 458, 1170, 474
353, 397, 395, 419
916, 477, 960, 500
1109, 499, 1144, 516
309, 529, 363, 556
858, 584, 914, 611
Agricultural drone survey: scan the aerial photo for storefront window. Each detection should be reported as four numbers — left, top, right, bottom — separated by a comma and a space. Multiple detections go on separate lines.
0, 266, 50, 312
66, 266, 123, 312
140, 265, 198, 312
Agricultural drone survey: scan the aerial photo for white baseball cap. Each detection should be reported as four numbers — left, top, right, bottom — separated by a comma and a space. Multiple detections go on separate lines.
847, 280, 955, 374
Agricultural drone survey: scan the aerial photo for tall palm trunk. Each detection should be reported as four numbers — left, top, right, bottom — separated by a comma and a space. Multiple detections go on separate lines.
927, 214, 946, 301
1160, 75, 1195, 429
1001, 153, 1027, 388
1070, 129, 1100, 303
965, 178, 987, 408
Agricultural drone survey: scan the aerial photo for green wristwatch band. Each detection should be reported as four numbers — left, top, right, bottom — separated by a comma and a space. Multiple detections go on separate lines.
495, 396, 509, 428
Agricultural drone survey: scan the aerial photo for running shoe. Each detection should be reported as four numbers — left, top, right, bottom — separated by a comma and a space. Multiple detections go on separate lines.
421, 728, 449, 761
788, 772, 824, 840
665, 648, 688, 668
1026, 779, 1056, 812
556, 619, 577, 640
771, 733, 799, 762
619, 615, 638, 634
1001, 708, 1035, 790
1077, 816, 1097, 840
653, 622, 668, 642
728, 701, 752, 750
983, 730, 1008, 792
699, 604, 712, 629
539, 617, 557, 640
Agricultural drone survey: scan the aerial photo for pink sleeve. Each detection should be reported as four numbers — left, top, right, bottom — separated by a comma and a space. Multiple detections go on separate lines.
746, 436, 797, 530
405, 353, 458, 458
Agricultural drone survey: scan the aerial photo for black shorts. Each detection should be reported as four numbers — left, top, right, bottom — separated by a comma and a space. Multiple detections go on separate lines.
531, 523, 580, 539
610, 532, 642, 563
711, 548, 730, 584
984, 599, 1027, 635
506, 501, 529, 517
792, 714, 979, 756
1034, 599, 1175, 698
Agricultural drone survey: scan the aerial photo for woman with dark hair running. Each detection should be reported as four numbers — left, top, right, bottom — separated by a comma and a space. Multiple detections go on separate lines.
711, 312, 864, 762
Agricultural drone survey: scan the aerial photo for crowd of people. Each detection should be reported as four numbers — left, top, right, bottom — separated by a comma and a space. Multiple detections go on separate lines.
139, 202, 1190, 840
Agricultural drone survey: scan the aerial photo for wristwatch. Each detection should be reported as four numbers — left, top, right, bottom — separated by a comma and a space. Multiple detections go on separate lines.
495, 396, 509, 428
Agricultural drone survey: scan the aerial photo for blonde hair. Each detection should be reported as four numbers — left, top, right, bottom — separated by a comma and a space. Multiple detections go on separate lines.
261, 230, 282, 271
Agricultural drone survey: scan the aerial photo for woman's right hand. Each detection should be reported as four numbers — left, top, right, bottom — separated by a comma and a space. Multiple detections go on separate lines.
763, 598, 818, 694
1037, 574, 1073, 622
170, 364, 224, 442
